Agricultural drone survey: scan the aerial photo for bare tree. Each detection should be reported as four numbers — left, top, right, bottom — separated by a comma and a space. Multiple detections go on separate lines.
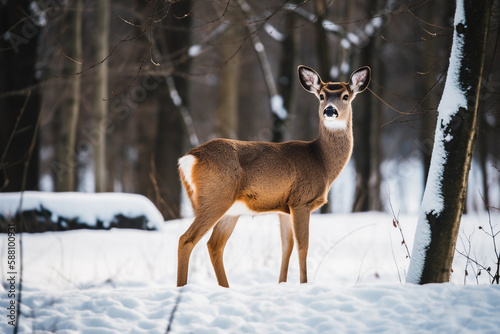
94, 0, 110, 192
407, 0, 494, 284
153, 0, 193, 220
54, 0, 83, 191
215, 3, 244, 140
352, 0, 384, 212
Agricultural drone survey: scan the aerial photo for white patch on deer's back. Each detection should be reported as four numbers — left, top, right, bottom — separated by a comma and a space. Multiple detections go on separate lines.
324, 120, 347, 130
178, 155, 197, 195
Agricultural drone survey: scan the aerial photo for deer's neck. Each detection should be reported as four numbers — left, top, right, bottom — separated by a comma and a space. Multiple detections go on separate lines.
314, 118, 353, 183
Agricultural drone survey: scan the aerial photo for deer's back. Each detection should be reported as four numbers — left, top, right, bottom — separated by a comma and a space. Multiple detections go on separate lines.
187, 138, 331, 213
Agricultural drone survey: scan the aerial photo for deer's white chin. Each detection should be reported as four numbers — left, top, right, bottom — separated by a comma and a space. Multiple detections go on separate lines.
323, 119, 347, 130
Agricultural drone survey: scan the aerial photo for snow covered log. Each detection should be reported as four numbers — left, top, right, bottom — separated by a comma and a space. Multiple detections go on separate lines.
407, 0, 494, 284
0, 192, 165, 232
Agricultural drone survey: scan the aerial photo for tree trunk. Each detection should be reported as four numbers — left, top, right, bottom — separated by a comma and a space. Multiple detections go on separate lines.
314, 0, 330, 78
215, 7, 243, 140
314, 0, 333, 214
274, 13, 297, 143
0, 1, 40, 192
94, 0, 110, 192
419, 3, 454, 188
153, 0, 192, 220
55, 0, 83, 191
352, 0, 383, 212
477, 113, 490, 208
407, 0, 493, 284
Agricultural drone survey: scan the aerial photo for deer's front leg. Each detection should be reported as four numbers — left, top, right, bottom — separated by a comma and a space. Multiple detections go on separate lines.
279, 214, 294, 283
290, 207, 310, 283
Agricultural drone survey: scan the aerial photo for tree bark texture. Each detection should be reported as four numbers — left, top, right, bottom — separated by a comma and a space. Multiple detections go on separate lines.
352, 0, 383, 212
94, 0, 110, 192
153, 0, 192, 220
274, 13, 297, 143
408, 0, 493, 284
55, 0, 83, 191
215, 4, 243, 140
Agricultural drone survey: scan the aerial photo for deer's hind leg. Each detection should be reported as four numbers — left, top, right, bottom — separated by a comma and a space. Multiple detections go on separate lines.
177, 204, 233, 287
279, 214, 294, 283
207, 215, 239, 288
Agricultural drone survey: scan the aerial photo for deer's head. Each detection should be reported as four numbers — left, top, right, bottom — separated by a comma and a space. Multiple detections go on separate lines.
298, 66, 371, 130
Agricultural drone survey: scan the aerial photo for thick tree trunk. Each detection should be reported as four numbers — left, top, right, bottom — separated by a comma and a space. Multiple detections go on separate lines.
215, 42, 241, 139
407, 0, 493, 284
55, 0, 83, 191
94, 0, 110, 192
215, 5, 243, 140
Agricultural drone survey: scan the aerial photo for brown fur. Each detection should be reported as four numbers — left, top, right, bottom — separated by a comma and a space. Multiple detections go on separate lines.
177, 65, 371, 287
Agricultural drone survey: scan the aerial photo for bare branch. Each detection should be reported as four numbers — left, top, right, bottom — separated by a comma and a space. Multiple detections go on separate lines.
236, 0, 287, 120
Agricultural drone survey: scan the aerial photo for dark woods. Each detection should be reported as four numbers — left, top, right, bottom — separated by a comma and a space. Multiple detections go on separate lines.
1, 0, 499, 221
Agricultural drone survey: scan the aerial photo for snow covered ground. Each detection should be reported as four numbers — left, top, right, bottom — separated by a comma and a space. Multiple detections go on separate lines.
1, 209, 500, 333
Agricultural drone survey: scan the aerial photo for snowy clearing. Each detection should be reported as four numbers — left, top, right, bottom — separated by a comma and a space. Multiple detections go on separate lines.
1, 211, 499, 333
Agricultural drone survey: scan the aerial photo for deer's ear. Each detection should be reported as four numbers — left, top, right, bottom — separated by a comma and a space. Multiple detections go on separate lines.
349, 66, 371, 94
298, 66, 322, 94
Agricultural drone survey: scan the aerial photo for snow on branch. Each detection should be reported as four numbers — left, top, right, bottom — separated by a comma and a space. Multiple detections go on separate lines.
165, 74, 200, 147
284, 3, 343, 36
264, 22, 285, 42
151, 41, 200, 148
236, 0, 288, 120
187, 23, 229, 59
285, 0, 396, 77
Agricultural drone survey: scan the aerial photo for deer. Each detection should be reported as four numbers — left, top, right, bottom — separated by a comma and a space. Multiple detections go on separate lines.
177, 65, 371, 287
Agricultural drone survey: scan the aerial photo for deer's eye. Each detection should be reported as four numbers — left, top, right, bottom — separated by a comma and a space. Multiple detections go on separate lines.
320, 94, 325, 100
342, 94, 349, 102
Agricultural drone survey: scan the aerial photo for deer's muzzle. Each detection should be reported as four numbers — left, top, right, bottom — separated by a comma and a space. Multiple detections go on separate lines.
323, 106, 338, 118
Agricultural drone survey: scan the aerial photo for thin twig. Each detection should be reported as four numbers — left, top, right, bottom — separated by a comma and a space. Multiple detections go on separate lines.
389, 201, 411, 259
482, 198, 500, 284
456, 248, 494, 282
312, 224, 375, 281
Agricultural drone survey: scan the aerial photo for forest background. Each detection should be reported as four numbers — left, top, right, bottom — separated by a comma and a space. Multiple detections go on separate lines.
1, 0, 499, 222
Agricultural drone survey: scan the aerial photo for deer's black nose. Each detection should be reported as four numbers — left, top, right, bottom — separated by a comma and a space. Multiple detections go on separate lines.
323, 106, 338, 118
